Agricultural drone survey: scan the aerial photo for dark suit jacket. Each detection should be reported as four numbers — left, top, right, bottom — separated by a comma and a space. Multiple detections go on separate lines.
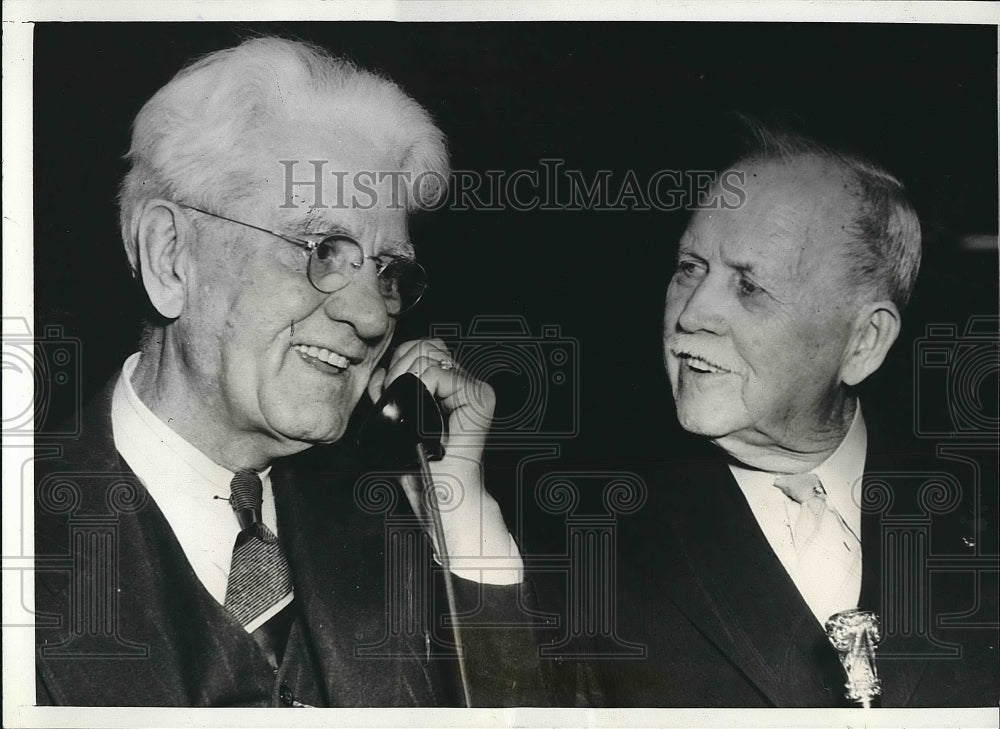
35, 379, 551, 706
600, 410, 999, 707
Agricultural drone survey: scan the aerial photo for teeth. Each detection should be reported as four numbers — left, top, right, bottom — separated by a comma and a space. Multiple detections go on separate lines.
686, 356, 726, 374
294, 344, 350, 369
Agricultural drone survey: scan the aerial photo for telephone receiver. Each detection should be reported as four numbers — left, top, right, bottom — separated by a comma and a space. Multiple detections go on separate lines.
356, 372, 447, 469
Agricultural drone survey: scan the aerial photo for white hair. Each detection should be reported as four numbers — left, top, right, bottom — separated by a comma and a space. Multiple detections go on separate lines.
118, 36, 450, 272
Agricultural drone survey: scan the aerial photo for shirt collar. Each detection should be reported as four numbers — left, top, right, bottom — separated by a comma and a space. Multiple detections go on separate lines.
111, 353, 277, 607
728, 403, 866, 540
813, 402, 866, 540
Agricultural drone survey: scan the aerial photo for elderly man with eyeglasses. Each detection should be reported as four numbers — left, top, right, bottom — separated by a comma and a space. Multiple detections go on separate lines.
35, 37, 543, 708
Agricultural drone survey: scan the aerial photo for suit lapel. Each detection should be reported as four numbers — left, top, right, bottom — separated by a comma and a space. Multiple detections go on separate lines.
112, 479, 278, 705
662, 455, 845, 706
36, 383, 276, 705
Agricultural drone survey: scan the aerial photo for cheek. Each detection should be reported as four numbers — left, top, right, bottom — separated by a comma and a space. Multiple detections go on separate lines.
743, 325, 832, 402
214, 287, 319, 390
188, 250, 255, 331
731, 321, 805, 398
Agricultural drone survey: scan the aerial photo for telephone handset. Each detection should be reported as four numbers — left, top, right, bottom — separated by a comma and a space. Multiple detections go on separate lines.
356, 372, 446, 469
356, 373, 472, 706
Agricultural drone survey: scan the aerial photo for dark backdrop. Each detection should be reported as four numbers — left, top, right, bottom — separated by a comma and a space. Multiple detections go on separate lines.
33, 23, 998, 527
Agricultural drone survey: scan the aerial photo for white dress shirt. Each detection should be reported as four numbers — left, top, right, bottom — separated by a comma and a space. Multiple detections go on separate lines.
729, 406, 866, 626
112, 352, 522, 617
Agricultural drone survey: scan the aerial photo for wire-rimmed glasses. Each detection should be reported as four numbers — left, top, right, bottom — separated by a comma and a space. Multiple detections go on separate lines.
177, 203, 427, 315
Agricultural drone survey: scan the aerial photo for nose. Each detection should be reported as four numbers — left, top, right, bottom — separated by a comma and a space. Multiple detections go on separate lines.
670, 274, 728, 335
322, 269, 392, 341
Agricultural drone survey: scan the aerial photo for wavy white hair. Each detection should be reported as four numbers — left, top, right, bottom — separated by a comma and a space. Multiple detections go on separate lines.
118, 36, 450, 272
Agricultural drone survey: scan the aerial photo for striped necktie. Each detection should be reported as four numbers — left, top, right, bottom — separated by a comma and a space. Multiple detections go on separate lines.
224, 469, 294, 658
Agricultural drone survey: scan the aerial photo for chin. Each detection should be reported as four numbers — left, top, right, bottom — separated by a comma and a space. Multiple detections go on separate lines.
280, 421, 349, 448
674, 397, 743, 439
262, 401, 353, 448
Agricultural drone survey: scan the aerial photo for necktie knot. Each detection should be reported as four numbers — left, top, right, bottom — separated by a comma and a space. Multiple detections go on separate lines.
229, 468, 263, 512
774, 471, 826, 509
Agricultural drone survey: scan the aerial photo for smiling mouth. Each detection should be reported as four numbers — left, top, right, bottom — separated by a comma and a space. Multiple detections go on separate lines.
293, 344, 351, 373
678, 354, 732, 375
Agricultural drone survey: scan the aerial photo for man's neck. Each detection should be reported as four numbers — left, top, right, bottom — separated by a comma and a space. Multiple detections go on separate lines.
714, 396, 857, 473
129, 348, 304, 472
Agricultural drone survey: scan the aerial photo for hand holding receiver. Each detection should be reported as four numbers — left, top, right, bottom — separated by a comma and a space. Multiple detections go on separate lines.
358, 342, 544, 709
364, 339, 522, 584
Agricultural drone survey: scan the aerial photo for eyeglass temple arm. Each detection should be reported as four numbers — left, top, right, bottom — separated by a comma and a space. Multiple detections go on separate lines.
177, 202, 402, 273
176, 203, 315, 250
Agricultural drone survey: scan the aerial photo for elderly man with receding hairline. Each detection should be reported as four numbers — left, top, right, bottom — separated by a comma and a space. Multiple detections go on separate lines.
599, 124, 999, 708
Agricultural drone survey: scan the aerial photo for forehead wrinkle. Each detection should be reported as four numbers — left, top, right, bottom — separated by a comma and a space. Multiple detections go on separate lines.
741, 199, 811, 277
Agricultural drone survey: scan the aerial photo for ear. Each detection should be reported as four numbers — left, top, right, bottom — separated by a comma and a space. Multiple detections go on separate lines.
840, 301, 901, 387
135, 201, 194, 320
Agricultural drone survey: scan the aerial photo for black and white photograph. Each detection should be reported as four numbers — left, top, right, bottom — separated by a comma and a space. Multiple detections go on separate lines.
3, 2, 998, 725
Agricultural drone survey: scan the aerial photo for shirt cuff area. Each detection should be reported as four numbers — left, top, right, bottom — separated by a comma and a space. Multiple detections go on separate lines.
435, 532, 524, 585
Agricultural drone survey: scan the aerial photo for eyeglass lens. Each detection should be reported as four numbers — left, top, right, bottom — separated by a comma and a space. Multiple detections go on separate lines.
308, 236, 427, 314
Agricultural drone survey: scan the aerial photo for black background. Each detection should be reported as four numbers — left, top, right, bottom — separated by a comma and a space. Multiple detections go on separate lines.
33, 23, 998, 521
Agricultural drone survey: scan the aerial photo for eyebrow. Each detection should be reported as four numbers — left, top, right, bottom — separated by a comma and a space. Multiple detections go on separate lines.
293, 218, 417, 259
678, 241, 763, 278
723, 258, 758, 275
288, 216, 352, 238
290, 218, 416, 259
373, 239, 416, 260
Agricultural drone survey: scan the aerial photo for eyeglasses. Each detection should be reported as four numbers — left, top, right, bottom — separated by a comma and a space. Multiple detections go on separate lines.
177, 203, 427, 315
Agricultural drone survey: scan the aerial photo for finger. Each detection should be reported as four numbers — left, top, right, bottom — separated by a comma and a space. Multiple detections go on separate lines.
409, 362, 493, 432
384, 354, 449, 389
439, 375, 496, 426
386, 338, 451, 372
389, 338, 451, 367
384, 343, 455, 386
385, 339, 424, 372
